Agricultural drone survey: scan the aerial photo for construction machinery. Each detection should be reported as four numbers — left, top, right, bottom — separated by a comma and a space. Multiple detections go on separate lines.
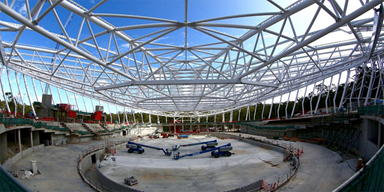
124, 176, 138, 186
173, 143, 232, 160
172, 140, 218, 151
126, 141, 172, 156
211, 145, 233, 158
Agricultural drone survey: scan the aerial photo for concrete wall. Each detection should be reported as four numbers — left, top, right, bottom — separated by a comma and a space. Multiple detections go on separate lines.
0, 133, 7, 164
127, 127, 157, 135
1, 144, 44, 171
32, 131, 40, 146
52, 134, 69, 145
80, 141, 127, 171
79, 150, 105, 174
359, 118, 381, 158
79, 142, 139, 192
210, 132, 289, 155
240, 126, 286, 138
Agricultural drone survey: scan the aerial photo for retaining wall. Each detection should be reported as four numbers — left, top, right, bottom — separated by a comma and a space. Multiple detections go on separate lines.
240, 127, 286, 137
78, 138, 141, 192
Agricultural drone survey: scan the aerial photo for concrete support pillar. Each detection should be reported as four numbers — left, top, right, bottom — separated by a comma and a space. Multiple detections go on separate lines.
33, 131, 40, 146
30, 130, 33, 148
0, 133, 8, 164
18, 129, 22, 153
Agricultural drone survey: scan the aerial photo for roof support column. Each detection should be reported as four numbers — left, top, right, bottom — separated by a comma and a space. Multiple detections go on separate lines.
268, 97, 274, 119
23, 74, 36, 116
6, 68, 16, 115
0, 66, 11, 113
315, 80, 325, 114
349, 70, 358, 111
285, 92, 290, 118
15, 72, 25, 116
326, 76, 333, 114
261, 101, 266, 120
309, 83, 316, 116
339, 69, 350, 110
291, 89, 299, 118
302, 86, 308, 115
31, 78, 39, 102
364, 60, 375, 106
333, 73, 342, 112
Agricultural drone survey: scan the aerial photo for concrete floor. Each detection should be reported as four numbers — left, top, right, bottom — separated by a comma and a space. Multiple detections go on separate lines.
12, 138, 127, 192
99, 135, 291, 192
10, 134, 356, 192
228, 133, 356, 192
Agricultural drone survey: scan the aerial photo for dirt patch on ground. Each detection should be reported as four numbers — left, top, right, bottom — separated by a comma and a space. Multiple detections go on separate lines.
231, 149, 247, 154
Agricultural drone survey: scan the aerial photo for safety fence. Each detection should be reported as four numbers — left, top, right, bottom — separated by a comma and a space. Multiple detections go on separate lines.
240, 122, 299, 130
358, 105, 384, 116
0, 117, 34, 127
0, 161, 31, 192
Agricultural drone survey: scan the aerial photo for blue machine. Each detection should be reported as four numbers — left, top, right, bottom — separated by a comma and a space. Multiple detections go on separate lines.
173, 143, 232, 160
172, 140, 218, 151
211, 145, 233, 158
126, 141, 172, 156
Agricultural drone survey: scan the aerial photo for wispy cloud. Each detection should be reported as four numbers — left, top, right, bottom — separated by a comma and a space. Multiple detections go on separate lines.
263, 34, 274, 38
121, 43, 130, 48
18, 3, 27, 17
153, 36, 170, 43
90, 0, 95, 4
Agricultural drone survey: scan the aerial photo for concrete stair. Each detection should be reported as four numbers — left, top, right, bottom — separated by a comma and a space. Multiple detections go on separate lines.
100, 123, 111, 133
60, 122, 73, 134
81, 123, 96, 135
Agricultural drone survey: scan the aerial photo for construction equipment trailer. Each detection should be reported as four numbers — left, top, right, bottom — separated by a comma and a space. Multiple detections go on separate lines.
126, 141, 172, 156
124, 176, 138, 186
172, 140, 218, 151
173, 143, 232, 160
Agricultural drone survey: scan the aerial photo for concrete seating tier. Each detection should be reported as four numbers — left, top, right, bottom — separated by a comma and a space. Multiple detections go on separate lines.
85, 123, 104, 133
106, 124, 123, 132
65, 123, 91, 135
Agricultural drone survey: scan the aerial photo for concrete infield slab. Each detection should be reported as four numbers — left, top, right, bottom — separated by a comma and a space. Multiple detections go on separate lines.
226, 133, 356, 192
99, 135, 291, 192
10, 134, 355, 192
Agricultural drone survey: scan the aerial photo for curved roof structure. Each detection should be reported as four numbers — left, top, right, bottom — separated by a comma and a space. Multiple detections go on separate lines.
0, 0, 383, 117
